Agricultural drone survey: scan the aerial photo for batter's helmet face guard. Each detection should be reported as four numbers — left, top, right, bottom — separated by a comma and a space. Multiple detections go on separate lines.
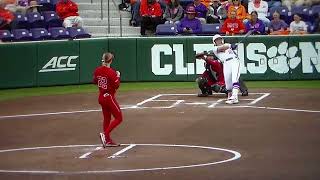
212, 34, 224, 46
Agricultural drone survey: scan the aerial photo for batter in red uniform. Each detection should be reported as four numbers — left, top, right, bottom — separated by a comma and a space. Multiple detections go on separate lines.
93, 52, 122, 147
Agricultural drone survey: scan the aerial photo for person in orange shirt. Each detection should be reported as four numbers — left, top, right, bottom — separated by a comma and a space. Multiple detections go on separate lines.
221, 9, 245, 35
227, 0, 248, 21
201, 0, 211, 7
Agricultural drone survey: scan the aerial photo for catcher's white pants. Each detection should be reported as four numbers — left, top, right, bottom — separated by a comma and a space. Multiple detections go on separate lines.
63, 16, 84, 28
223, 58, 240, 91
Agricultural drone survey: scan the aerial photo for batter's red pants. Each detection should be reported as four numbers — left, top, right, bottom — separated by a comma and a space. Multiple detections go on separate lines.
98, 93, 123, 141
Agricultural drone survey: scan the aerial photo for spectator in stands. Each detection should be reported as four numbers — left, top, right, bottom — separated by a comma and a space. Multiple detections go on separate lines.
289, 13, 308, 35
207, 0, 227, 24
268, 11, 289, 35
201, 0, 212, 7
282, 0, 313, 11
140, 0, 163, 35
248, 0, 269, 26
56, 0, 84, 28
2, 0, 39, 15
163, 0, 183, 24
245, 10, 265, 34
0, 1, 14, 30
221, 9, 245, 35
221, 0, 232, 10
177, 5, 201, 34
130, 0, 141, 26
193, 0, 207, 24
266, 0, 281, 8
227, 0, 248, 21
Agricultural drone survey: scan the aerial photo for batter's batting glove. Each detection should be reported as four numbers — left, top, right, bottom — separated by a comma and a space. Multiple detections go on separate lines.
231, 43, 238, 50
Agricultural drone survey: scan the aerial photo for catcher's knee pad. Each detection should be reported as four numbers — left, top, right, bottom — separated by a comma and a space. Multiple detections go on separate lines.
211, 84, 221, 93
196, 77, 208, 88
196, 77, 209, 94
220, 85, 227, 93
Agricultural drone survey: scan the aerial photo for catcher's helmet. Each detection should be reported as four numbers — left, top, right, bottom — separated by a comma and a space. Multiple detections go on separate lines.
212, 34, 224, 46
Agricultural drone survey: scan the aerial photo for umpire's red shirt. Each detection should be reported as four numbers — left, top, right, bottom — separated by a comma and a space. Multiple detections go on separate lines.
93, 66, 120, 96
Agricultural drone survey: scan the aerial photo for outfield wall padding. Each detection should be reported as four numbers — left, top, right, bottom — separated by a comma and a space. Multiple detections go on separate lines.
0, 35, 319, 89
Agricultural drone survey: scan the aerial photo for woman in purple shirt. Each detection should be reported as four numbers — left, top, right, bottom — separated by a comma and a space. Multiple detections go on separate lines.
245, 11, 265, 34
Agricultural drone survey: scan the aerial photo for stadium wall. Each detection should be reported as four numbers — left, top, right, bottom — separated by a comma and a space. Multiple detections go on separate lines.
0, 35, 319, 89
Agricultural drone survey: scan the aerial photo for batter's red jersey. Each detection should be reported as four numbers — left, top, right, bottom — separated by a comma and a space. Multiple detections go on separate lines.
93, 66, 120, 96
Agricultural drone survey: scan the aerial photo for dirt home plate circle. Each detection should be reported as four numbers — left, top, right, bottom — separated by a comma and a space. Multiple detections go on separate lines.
0, 144, 241, 174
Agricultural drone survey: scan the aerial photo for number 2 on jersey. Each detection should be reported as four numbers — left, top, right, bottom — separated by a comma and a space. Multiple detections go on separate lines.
97, 76, 108, 89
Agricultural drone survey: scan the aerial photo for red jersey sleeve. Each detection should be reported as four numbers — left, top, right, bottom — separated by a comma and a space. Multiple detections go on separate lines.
93, 68, 98, 84
69, 1, 78, 13
109, 69, 120, 90
153, 3, 162, 17
238, 19, 245, 32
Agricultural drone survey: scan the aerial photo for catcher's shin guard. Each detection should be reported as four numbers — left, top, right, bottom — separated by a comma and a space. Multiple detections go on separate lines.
211, 84, 228, 94
196, 77, 210, 96
239, 78, 248, 96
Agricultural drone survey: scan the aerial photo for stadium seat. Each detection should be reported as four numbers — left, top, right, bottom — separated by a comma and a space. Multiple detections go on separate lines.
50, 0, 59, 9
37, 0, 55, 11
67, 27, 91, 38
48, 27, 70, 39
27, 12, 45, 28
290, 6, 311, 22
14, 13, 29, 29
156, 24, 177, 35
211, 23, 221, 34
268, 6, 289, 21
0, 30, 14, 42
200, 24, 220, 35
42, 11, 62, 28
12, 29, 32, 41
311, 5, 320, 17
305, 21, 314, 33
30, 28, 51, 40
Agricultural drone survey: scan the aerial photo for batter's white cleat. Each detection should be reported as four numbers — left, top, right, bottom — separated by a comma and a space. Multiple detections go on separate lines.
99, 133, 107, 148
225, 96, 239, 104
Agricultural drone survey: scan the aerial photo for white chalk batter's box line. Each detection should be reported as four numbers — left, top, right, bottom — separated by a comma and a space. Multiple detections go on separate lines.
130, 93, 271, 109
1, 92, 320, 119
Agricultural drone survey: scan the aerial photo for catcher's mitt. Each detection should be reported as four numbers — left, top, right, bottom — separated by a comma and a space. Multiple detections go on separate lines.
195, 51, 209, 58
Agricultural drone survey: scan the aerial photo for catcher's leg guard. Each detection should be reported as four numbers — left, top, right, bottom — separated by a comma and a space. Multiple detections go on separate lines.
196, 77, 210, 96
239, 78, 248, 96
211, 84, 221, 93
211, 84, 228, 94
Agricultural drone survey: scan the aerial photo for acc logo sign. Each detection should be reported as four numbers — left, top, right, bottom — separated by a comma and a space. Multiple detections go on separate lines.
39, 56, 79, 73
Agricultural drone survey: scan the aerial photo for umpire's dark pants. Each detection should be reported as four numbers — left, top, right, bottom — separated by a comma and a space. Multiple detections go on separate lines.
140, 16, 162, 35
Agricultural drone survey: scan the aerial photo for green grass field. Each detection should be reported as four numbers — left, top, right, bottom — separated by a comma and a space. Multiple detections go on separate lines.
0, 81, 320, 102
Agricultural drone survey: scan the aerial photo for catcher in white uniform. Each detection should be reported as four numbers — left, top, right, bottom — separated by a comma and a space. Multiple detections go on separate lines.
210, 34, 241, 104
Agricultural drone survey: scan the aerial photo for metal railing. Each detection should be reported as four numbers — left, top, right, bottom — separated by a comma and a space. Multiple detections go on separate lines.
88, 0, 123, 37
109, 0, 123, 36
